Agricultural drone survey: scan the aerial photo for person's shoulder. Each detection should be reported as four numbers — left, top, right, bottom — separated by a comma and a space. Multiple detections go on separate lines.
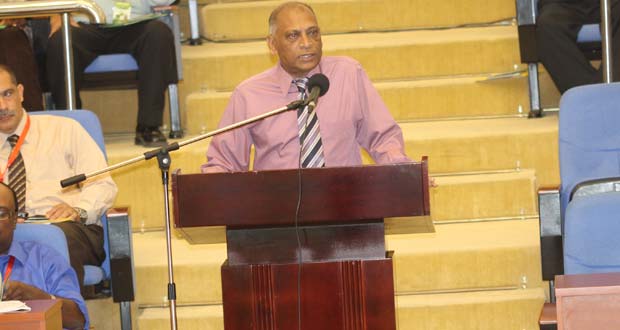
15, 240, 67, 268
322, 56, 363, 72
30, 114, 82, 128
236, 66, 279, 91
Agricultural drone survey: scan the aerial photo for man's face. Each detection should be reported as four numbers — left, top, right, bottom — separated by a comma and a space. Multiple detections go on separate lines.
0, 71, 24, 134
0, 186, 16, 255
268, 6, 322, 78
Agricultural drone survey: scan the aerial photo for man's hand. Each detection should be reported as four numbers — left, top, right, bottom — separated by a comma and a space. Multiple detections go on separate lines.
3, 281, 50, 301
46, 202, 80, 222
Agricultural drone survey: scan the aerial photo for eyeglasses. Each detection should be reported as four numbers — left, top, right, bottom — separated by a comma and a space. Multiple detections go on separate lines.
0, 207, 15, 221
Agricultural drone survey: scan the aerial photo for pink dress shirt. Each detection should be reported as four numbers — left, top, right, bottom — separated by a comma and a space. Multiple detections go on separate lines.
202, 56, 410, 172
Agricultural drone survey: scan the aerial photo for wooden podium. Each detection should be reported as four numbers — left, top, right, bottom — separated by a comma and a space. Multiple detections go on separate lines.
0, 300, 62, 330
172, 162, 430, 330
556, 272, 620, 330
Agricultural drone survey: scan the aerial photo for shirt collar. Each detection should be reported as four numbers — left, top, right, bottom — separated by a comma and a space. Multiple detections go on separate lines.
3, 239, 27, 265
275, 60, 322, 97
0, 110, 28, 147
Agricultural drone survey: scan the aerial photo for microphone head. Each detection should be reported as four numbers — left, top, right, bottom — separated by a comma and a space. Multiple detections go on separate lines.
307, 73, 330, 96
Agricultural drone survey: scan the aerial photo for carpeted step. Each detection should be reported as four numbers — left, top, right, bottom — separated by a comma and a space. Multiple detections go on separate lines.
138, 304, 223, 330
396, 288, 545, 330
389, 219, 542, 294
396, 115, 559, 188
86, 298, 139, 330
134, 288, 544, 330
131, 217, 541, 305
185, 74, 529, 135
431, 169, 537, 223
105, 115, 555, 230
132, 231, 226, 306
179, 25, 520, 96
200, 0, 515, 41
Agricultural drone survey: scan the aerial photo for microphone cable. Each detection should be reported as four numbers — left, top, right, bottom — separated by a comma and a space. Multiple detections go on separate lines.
294, 91, 306, 330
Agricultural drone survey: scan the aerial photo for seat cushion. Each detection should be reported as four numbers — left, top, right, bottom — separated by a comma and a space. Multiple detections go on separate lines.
84, 265, 106, 286
84, 54, 138, 73
577, 24, 601, 43
564, 191, 620, 274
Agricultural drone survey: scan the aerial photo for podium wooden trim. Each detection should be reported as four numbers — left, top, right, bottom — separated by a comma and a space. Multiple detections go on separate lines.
172, 162, 430, 330
0, 300, 62, 330
556, 272, 620, 330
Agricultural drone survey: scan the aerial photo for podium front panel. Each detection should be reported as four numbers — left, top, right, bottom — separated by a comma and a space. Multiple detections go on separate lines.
172, 163, 429, 228
226, 221, 385, 265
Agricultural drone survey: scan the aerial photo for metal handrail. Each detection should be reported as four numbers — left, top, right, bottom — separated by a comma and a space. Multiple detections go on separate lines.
0, 0, 104, 22
600, 0, 613, 83
0, 0, 106, 110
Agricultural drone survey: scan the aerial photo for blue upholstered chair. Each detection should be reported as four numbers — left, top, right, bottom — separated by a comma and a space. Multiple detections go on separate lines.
536, 83, 620, 330
558, 83, 620, 275
23, 110, 135, 329
516, 0, 602, 117
14, 223, 69, 260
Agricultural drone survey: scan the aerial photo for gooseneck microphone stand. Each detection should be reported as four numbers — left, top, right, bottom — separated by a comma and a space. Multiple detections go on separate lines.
61, 99, 304, 330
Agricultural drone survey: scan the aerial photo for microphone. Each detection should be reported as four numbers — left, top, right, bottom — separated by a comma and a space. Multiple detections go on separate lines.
304, 73, 330, 112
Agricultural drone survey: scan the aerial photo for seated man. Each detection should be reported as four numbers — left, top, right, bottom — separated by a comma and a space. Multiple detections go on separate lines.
0, 21, 43, 110
202, 1, 410, 172
45, 0, 178, 147
0, 182, 88, 330
536, 0, 620, 93
0, 64, 118, 295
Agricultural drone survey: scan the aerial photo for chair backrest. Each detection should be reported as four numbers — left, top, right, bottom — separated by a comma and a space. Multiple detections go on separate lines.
13, 223, 70, 261
558, 82, 620, 215
31, 109, 107, 158
559, 83, 620, 274
30, 110, 111, 283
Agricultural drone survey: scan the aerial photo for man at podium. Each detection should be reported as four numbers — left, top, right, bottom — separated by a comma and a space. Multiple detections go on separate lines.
202, 1, 410, 173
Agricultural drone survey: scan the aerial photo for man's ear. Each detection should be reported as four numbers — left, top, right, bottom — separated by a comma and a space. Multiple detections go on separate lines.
267, 35, 277, 56
17, 84, 24, 104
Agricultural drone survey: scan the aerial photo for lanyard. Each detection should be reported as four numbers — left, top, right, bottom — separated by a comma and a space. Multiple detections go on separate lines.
0, 115, 30, 182
2, 256, 15, 288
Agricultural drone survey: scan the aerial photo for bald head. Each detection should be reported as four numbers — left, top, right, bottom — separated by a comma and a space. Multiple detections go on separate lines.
268, 1, 316, 36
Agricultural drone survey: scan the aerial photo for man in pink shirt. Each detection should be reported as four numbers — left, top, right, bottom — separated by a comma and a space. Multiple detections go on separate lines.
202, 1, 410, 172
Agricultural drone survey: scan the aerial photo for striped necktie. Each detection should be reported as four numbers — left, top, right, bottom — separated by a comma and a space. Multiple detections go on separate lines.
7, 135, 26, 212
294, 78, 325, 168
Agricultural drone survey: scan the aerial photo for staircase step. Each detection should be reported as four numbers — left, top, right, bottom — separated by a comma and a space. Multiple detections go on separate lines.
134, 288, 544, 330
138, 305, 224, 330
106, 115, 555, 230
431, 169, 537, 222
396, 288, 545, 330
397, 115, 559, 187
180, 25, 521, 95
200, 0, 515, 41
185, 74, 529, 135
132, 217, 541, 305
389, 219, 542, 294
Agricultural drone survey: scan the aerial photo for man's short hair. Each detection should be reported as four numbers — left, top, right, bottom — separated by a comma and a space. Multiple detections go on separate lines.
0, 64, 18, 85
268, 1, 316, 36
0, 182, 18, 212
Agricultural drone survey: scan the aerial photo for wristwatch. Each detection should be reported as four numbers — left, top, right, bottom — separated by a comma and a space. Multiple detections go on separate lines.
74, 207, 88, 224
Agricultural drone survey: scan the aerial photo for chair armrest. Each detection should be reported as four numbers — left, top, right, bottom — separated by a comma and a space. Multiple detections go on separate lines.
106, 207, 135, 303
538, 186, 564, 281
539, 302, 557, 329
515, 0, 539, 62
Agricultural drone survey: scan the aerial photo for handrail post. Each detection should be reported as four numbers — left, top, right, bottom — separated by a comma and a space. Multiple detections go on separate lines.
601, 0, 613, 83
61, 12, 76, 110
